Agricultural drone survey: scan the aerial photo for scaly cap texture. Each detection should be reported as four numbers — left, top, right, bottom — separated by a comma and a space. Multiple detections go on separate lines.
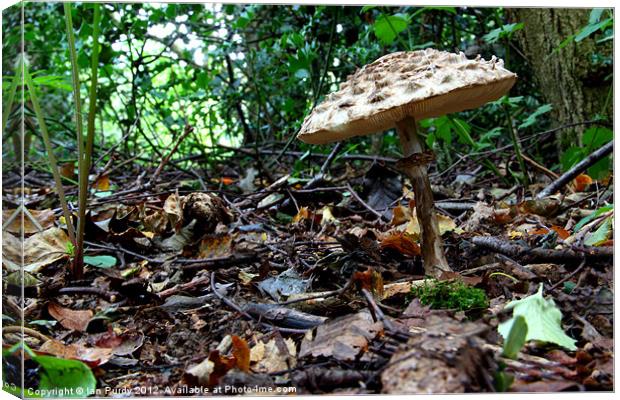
297, 48, 517, 145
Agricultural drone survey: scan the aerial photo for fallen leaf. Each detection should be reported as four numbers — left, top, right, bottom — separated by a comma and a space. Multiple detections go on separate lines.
2, 208, 55, 234
391, 205, 411, 226
573, 174, 593, 192
405, 211, 463, 235
164, 193, 184, 231
2, 228, 70, 272
380, 231, 421, 257
94, 175, 110, 191
251, 338, 296, 373
48, 303, 93, 332
39, 339, 113, 367
59, 162, 76, 180
320, 206, 338, 226
231, 335, 251, 372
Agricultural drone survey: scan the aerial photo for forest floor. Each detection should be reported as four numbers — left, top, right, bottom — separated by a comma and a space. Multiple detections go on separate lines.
1, 140, 614, 395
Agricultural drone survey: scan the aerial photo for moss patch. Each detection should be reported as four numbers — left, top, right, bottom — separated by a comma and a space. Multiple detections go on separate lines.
410, 279, 489, 311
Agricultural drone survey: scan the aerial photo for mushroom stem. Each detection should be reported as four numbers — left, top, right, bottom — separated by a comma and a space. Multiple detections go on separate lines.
395, 116, 452, 277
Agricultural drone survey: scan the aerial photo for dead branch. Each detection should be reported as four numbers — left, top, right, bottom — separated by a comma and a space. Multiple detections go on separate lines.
471, 236, 612, 263
536, 140, 613, 199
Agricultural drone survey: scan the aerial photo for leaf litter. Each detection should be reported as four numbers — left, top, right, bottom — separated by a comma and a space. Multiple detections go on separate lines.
2, 143, 613, 395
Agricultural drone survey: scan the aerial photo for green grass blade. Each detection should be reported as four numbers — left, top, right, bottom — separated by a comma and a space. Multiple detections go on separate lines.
2, 56, 23, 131
23, 63, 76, 244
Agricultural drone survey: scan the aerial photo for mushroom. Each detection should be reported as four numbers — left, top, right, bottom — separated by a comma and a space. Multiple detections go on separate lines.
297, 48, 516, 277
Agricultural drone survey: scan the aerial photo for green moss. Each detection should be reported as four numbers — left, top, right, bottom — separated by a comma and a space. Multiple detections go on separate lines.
410, 279, 489, 311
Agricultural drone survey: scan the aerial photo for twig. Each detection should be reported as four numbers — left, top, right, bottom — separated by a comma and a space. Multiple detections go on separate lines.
210, 272, 307, 334
521, 153, 560, 181
536, 140, 613, 199
56, 286, 119, 302
548, 258, 587, 292
279, 142, 343, 210
147, 125, 194, 188
346, 183, 390, 222
361, 288, 396, 332
157, 275, 211, 299
177, 253, 258, 271
2, 326, 52, 343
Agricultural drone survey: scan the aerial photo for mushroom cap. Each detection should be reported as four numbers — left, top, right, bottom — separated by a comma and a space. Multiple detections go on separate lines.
297, 49, 517, 145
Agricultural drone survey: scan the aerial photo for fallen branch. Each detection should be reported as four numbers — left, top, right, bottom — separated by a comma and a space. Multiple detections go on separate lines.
178, 253, 257, 271
536, 140, 613, 199
471, 236, 613, 263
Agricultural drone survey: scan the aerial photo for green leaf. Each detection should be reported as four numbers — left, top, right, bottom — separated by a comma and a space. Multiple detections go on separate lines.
502, 315, 528, 359
360, 6, 376, 13
574, 204, 613, 232
575, 18, 612, 42
373, 13, 409, 45
583, 127, 613, 151
589, 8, 605, 24
83, 255, 117, 268
498, 284, 577, 351
451, 118, 475, 146
35, 355, 96, 398
518, 103, 552, 129
584, 216, 612, 246
483, 22, 524, 44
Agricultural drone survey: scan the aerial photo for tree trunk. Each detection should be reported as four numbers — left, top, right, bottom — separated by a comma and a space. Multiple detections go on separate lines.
508, 8, 612, 149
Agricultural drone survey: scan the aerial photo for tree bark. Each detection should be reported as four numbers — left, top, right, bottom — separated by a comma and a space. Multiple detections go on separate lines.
509, 8, 612, 149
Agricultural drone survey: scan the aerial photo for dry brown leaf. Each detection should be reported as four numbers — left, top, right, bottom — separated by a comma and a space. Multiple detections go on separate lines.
48, 303, 93, 332
231, 335, 251, 373
93, 175, 110, 190
39, 339, 113, 367
573, 174, 593, 192
391, 205, 411, 226
163, 193, 184, 231
292, 206, 311, 223
59, 162, 76, 180
406, 211, 462, 235
2, 208, 55, 234
2, 228, 70, 272
251, 338, 296, 373
198, 234, 233, 258
380, 231, 421, 257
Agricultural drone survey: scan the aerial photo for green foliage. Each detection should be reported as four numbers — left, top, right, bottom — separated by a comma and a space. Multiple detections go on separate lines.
574, 204, 613, 232
373, 13, 409, 45
560, 126, 612, 179
483, 22, 523, 44
584, 216, 613, 246
554, 8, 613, 53
83, 255, 117, 268
3, 342, 96, 398
35, 355, 96, 398
410, 279, 489, 311
1, 4, 610, 183
518, 104, 552, 130
502, 315, 528, 359
498, 284, 577, 351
